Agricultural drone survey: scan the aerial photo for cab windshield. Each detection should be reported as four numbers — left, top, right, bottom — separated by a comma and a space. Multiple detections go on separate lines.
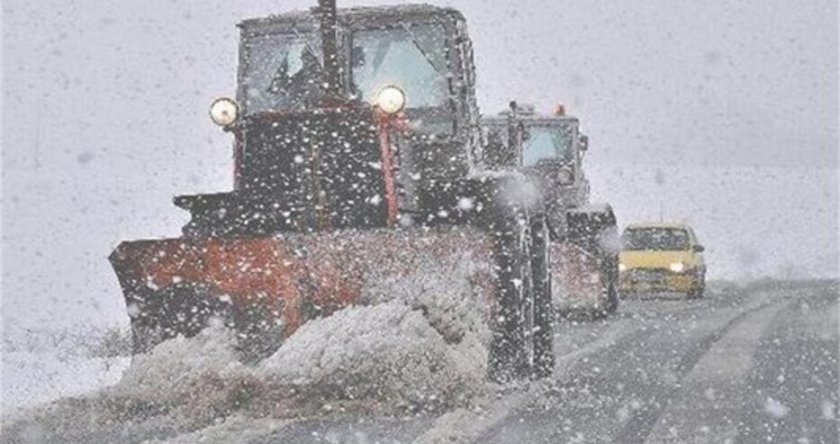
623, 227, 690, 251
351, 23, 449, 109
522, 125, 573, 166
240, 32, 323, 113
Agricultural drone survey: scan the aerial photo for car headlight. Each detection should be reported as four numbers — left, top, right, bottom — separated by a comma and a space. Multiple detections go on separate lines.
376, 86, 406, 115
210, 97, 239, 127
669, 262, 685, 273
618, 263, 627, 272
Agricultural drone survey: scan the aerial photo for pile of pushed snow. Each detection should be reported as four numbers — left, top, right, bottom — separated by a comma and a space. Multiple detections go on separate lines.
2, 298, 490, 442
361, 247, 492, 348
108, 284, 488, 418
252, 230, 494, 411
258, 300, 486, 410
112, 323, 245, 399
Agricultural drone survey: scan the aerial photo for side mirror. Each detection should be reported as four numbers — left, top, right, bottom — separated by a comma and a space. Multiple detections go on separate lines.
693, 245, 705, 253
579, 134, 589, 152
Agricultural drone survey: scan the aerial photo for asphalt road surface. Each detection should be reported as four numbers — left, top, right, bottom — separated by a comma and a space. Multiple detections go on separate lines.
259, 280, 839, 444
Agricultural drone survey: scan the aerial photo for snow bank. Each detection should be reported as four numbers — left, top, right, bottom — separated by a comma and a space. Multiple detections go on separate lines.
1, 352, 129, 417
1, 327, 258, 442
259, 301, 486, 410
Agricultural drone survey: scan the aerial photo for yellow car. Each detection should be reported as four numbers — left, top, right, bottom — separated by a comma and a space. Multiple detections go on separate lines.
618, 222, 706, 298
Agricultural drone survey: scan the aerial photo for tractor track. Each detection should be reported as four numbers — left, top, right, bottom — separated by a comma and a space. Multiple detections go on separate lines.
476, 285, 790, 443
614, 293, 781, 443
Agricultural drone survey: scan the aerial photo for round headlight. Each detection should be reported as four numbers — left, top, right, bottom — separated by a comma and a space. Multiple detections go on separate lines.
618, 263, 627, 272
375, 86, 406, 115
669, 262, 685, 273
210, 97, 239, 127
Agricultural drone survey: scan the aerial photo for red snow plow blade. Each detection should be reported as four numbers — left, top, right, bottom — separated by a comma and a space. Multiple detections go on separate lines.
552, 205, 619, 316
551, 242, 609, 314
110, 228, 496, 358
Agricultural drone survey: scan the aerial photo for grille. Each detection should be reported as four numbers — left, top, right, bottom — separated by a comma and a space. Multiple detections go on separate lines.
627, 269, 670, 282
241, 108, 387, 230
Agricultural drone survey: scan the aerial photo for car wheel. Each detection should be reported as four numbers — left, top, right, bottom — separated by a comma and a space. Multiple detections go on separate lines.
693, 282, 706, 299
689, 273, 706, 299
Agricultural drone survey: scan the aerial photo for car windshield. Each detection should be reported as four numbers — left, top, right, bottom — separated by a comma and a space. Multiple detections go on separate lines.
240, 32, 323, 113
623, 227, 690, 251
351, 23, 449, 109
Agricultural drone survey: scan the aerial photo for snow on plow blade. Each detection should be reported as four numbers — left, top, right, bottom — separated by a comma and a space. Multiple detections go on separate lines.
110, 228, 497, 359
552, 242, 605, 312
553, 204, 619, 314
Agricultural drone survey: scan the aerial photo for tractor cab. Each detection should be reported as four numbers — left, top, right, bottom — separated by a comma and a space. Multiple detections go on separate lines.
481, 105, 593, 235
234, 5, 478, 135
180, 4, 482, 237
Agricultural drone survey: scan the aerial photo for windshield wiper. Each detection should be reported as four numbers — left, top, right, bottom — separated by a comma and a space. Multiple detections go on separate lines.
399, 23, 445, 74
290, 28, 325, 71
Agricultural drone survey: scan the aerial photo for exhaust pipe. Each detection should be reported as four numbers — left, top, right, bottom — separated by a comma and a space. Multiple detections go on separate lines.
318, 0, 341, 96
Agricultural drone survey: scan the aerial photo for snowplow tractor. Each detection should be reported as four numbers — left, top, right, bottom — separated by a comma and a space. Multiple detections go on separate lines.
482, 105, 620, 317
110, 2, 554, 381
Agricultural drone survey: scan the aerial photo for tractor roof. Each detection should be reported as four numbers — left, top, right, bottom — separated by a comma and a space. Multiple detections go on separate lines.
481, 104, 580, 125
239, 4, 464, 32
625, 221, 692, 230
482, 112, 580, 127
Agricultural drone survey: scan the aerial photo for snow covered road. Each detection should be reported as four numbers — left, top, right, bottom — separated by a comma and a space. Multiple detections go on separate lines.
477, 281, 839, 444
2, 280, 837, 443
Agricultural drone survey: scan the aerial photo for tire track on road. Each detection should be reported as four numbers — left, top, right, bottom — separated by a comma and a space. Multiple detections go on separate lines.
616, 290, 782, 443
471, 294, 727, 443
641, 297, 790, 443
413, 314, 651, 444
475, 287, 778, 443
734, 287, 839, 444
